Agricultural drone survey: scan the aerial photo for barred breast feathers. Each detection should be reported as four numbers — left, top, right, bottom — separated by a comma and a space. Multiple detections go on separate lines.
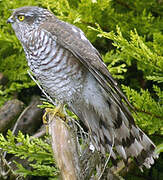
24, 28, 86, 102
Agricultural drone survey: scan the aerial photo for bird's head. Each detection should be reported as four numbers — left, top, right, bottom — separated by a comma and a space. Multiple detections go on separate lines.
7, 6, 53, 37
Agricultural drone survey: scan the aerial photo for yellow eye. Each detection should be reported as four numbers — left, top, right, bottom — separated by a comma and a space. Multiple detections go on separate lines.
18, 15, 25, 21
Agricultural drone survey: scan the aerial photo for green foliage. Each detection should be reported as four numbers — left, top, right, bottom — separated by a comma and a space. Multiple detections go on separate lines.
0, 130, 59, 178
102, 50, 127, 79
90, 25, 163, 79
0, 0, 163, 179
122, 85, 163, 135
37, 101, 57, 109
0, 1, 37, 106
155, 143, 163, 154
15, 163, 58, 179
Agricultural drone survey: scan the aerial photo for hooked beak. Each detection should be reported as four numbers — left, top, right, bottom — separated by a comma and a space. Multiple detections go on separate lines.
7, 17, 14, 23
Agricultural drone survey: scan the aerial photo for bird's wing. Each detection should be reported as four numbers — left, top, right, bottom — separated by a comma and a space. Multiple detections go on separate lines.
40, 18, 134, 116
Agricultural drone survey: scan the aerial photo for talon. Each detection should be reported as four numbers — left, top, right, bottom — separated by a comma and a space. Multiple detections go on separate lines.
52, 104, 64, 117
42, 104, 65, 125
42, 108, 52, 124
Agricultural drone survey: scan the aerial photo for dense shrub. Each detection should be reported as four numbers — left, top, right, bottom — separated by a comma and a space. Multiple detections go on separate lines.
0, 0, 162, 179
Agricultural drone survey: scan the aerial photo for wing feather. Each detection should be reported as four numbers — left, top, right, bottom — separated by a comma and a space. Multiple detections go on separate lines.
40, 17, 134, 115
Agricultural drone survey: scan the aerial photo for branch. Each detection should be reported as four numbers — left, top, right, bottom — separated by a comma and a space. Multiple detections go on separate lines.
135, 107, 163, 119
0, 150, 23, 180
114, 0, 131, 10
48, 112, 82, 180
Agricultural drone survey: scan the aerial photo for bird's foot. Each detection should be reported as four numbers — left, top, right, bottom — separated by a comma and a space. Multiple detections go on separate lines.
42, 104, 66, 133
43, 104, 65, 125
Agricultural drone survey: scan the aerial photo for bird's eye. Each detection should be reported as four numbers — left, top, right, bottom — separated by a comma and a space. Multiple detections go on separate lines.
18, 15, 25, 21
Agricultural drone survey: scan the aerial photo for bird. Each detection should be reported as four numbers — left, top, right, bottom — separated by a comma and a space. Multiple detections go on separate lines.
7, 6, 157, 169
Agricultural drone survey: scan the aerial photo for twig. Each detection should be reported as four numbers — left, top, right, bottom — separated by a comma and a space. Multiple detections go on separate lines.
0, 151, 20, 179
31, 129, 46, 138
12, 105, 32, 135
3, 105, 32, 158
68, 116, 88, 139
115, 0, 132, 9
135, 107, 163, 119
98, 134, 115, 180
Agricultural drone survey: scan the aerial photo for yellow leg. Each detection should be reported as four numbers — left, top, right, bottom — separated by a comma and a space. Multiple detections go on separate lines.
42, 103, 65, 134
42, 103, 65, 125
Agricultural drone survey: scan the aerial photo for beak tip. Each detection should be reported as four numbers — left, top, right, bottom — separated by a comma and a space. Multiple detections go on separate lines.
7, 18, 14, 24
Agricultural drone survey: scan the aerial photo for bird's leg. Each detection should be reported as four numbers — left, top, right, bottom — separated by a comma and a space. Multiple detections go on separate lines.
51, 103, 65, 119
42, 103, 65, 125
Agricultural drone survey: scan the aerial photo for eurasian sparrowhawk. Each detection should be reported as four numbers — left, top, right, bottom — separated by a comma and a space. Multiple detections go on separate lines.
7, 6, 157, 168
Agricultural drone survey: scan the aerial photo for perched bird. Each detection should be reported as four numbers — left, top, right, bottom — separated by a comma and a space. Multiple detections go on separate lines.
7, 6, 157, 168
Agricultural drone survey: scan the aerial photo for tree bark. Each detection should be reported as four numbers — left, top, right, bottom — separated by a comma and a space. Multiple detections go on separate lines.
48, 113, 82, 180
0, 99, 24, 133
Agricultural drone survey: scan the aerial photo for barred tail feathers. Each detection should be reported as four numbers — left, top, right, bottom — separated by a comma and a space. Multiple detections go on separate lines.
110, 101, 157, 168
69, 74, 157, 169
73, 97, 157, 169
86, 102, 157, 168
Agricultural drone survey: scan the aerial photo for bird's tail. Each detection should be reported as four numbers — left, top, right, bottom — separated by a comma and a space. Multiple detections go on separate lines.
75, 99, 158, 169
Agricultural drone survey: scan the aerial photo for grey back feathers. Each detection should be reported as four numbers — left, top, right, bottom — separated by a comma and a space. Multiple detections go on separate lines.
8, 6, 158, 169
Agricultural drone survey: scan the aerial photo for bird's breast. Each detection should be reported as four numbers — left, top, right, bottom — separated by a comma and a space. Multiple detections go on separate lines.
26, 30, 86, 103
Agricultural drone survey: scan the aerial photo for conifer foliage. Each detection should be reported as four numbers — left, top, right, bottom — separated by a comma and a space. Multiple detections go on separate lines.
0, 0, 162, 179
